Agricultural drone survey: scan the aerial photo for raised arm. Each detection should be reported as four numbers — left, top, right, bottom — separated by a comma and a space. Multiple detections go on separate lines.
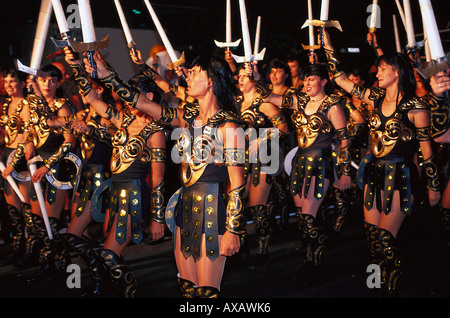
129, 48, 190, 102
84, 51, 185, 128
322, 30, 375, 109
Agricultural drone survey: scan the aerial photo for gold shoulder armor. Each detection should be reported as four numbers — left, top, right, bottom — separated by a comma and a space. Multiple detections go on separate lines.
368, 87, 386, 102
49, 98, 67, 113
297, 91, 309, 107
182, 102, 200, 122
399, 97, 430, 111
327, 93, 342, 105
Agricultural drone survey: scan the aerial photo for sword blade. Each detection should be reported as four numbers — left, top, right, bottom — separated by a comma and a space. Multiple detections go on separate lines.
143, 0, 178, 63
0, 162, 26, 203
28, 159, 53, 240
14, 59, 50, 78
30, 0, 53, 70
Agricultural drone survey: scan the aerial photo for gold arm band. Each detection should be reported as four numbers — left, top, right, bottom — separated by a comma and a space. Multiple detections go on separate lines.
350, 83, 368, 100
150, 148, 166, 163
151, 180, 165, 223
44, 142, 72, 170
160, 106, 178, 124
421, 154, 440, 191
335, 127, 350, 141
337, 144, 352, 176
226, 184, 246, 235
10, 143, 25, 169
415, 126, 432, 141
324, 48, 344, 79
224, 148, 246, 166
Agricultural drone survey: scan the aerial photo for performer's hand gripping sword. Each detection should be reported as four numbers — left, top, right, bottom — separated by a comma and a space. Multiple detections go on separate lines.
0, 162, 27, 204
68, 0, 109, 78
28, 156, 53, 240
143, 0, 186, 79
416, 0, 449, 98
301, 0, 342, 52
114, 0, 138, 58
214, 0, 241, 50
231, 0, 266, 78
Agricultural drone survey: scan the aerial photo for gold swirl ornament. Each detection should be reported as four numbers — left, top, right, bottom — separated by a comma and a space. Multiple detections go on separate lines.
371, 117, 413, 157
293, 112, 331, 148
111, 129, 149, 174
182, 134, 216, 187
4, 114, 21, 146
80, 134, 95, 161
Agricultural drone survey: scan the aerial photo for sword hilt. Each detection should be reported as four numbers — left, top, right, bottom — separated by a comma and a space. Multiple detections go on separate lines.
176, 66, 187, 81
87, 51, 98, 78
27, 75, 37, 95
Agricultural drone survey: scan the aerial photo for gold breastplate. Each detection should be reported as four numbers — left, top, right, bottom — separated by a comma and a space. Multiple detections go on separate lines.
27, 95, 66, 148
292, 111, 332, 148
368, 112, 413, 157
179, 107, 239, 187
1, 99, 25, 146
239, 96, 267, 128
110, 118, 162, 174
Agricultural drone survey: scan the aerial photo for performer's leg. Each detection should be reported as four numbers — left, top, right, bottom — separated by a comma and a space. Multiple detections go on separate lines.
11, 200, 40, 271
248, 174, 273, 267
194, 234, 226, 298
100, 213, 136, 298
174, 226, 198, 296
377, 191, 406, 297
293, 177, 329, 286
2, 203, 24, 265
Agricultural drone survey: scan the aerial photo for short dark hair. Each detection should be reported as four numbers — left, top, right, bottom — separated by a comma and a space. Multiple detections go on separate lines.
302, 63, 334, 95
40, 64, 63, 81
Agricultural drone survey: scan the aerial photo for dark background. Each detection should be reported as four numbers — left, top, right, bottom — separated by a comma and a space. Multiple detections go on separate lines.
1, 0, 449, 77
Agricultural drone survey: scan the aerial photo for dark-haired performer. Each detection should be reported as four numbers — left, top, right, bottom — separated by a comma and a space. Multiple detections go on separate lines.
23, 64, 76, 282
0, 68, 32, 267
265, 63, 352, 287
66, 49, 166, 297
46, 54, 116, 296
85, 51, 246, 298
236, 63, 288, 268
323, 30, 441, 296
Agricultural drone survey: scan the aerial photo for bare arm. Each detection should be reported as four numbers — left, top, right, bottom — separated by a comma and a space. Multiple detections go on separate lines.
84, 51, 185, 128
147, 130, 166, 242
219, 121, 246, 256
409, 108, 441, 206
322, 29, 375, 108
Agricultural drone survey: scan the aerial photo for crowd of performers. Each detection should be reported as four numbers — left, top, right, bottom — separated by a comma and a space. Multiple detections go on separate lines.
0, 27, 449, 299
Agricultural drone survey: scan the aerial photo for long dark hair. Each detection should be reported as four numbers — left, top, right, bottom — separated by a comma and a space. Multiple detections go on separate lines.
302, 63, 334, 95
188, 54, 238, 114
375, 52, 416, 100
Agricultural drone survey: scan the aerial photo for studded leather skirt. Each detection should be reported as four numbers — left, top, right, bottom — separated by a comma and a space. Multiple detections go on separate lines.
289, 147, 333, 200
106, 178, 150, 245
175, 182, 226, 262
357, 153, 419, 215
